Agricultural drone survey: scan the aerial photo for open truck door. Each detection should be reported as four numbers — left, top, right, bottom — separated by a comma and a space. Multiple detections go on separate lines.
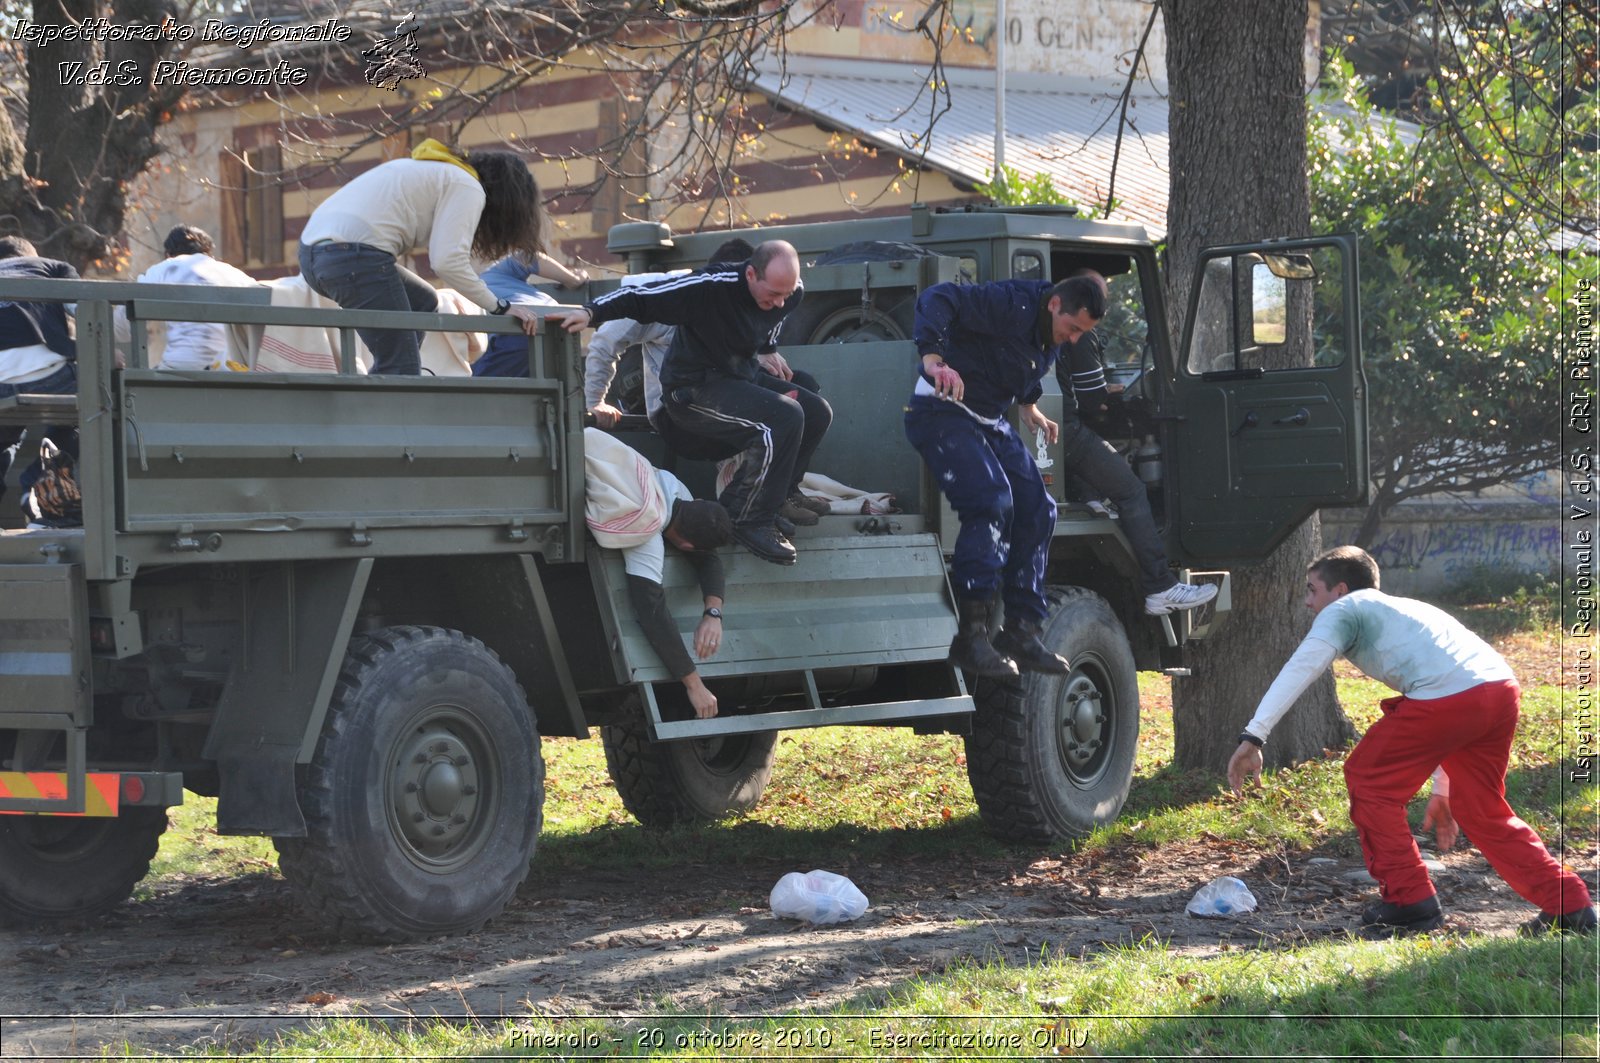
1165, 235, 1367, 564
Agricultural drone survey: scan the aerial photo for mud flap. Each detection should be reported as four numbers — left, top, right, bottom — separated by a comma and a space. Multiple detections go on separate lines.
204, 558, 371, 835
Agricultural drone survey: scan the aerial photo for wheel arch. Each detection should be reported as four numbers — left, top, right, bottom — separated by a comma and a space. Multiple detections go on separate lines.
357, 554, 587, 740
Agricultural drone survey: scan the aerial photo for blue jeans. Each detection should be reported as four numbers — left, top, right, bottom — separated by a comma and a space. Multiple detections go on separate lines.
0, 360, 77, 507
298, 242, 438, 375
904, 397, 1055, 624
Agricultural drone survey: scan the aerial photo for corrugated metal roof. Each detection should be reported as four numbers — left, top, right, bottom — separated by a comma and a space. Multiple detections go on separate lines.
746, 58, 1171, 238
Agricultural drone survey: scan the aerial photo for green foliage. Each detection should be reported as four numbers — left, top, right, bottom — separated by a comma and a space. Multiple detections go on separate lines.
1309, 55, 1581, 539
977, 165, 1118, 219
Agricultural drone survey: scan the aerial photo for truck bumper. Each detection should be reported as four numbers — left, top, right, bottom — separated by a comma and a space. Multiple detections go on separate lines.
0, 771, 184, 816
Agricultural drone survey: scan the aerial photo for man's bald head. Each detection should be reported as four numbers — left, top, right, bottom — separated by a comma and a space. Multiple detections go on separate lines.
746, 240, 800, 310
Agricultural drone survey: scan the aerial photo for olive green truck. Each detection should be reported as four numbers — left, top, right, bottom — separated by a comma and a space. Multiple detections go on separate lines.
0, 206, 1366, 941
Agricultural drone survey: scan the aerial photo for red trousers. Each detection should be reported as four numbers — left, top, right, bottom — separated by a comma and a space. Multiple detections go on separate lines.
1343, 679, 1592, 913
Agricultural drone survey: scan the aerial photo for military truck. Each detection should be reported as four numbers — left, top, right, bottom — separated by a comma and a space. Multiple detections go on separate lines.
0, 205, 1365, 942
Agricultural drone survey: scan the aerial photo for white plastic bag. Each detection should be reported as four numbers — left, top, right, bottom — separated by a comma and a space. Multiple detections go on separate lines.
1185, 875, 1258, 917
770, 869, 869, 924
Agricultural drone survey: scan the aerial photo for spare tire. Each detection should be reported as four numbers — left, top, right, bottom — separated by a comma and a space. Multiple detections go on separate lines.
782, 240, 938, 346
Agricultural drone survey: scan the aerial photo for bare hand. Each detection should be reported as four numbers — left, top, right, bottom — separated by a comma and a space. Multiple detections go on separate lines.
546, 307, 592, 334
1227, 741, 1263, 793
1019, 404, 1059, 445
684, 675, 718, 719
925, 359, 963, 401
693, 614, 722, 660
505, 304, 543, 335
1422, 793, 1458, 852
757, 351, 794, 382
589, 402, 623, 428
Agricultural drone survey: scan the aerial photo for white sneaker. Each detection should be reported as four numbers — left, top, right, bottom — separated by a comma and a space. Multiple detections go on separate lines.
1086, 499, 1117, 518
1145, 581, 1218, 615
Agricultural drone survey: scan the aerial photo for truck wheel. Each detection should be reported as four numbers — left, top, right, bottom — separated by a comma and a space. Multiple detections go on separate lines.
0, 807, 167, 927
601, 716, 777, 827
965, 588, 1140, 844
274, 626, 542, 942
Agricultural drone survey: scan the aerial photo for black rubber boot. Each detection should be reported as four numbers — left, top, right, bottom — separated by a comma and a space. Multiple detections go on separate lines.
1520, 905, 1597, 936
993, 617, 1071, 675
1361, 894, 1444, 935
948, 598, 1019, 679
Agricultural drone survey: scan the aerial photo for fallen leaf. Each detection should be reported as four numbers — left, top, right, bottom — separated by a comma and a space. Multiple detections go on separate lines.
302, 992, 337, 1006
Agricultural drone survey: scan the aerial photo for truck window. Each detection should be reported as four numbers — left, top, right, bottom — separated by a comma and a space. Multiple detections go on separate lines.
1185, 245, 1348, 375
1012, 251, 1045, 280
1097, 261, 1151, 372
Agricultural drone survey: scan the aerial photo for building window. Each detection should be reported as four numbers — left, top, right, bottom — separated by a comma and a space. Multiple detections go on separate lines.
220, 143, 284, 267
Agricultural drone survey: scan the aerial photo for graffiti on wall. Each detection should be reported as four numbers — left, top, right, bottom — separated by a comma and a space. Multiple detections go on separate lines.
1323, 514, 1559, 592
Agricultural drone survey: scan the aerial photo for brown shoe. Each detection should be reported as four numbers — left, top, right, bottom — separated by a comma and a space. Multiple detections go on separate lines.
778, 499, 820, 526
788, 492, 832, 516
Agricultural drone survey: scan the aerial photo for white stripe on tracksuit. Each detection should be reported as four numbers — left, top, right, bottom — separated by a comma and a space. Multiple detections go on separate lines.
682, 400, 773, 525
589, 270, 741, 308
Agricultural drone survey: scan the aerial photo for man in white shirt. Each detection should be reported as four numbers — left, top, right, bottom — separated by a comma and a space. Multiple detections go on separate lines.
1228, 546, 1594, 936
584, 429, 736, 719
135, 226, 259, 370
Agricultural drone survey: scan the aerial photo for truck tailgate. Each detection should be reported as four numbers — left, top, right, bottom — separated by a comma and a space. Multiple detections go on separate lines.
595, 532, 957, 681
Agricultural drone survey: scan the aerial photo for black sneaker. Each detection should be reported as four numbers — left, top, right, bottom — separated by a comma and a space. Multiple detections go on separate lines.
1360, 894, 1444, 935
1520, 906, 1598, 936
774, 512, 797, 538
732, 523, 797, 566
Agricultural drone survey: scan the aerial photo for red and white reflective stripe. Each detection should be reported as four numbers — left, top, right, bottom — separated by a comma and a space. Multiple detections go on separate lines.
0, 772, 121, 816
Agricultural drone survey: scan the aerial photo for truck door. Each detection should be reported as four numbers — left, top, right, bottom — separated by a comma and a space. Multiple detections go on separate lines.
1165, 235, 1366, 564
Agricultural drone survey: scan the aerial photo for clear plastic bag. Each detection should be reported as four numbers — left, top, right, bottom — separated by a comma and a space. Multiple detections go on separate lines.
1185, 875, 1258, 917
769, 869, 869, 924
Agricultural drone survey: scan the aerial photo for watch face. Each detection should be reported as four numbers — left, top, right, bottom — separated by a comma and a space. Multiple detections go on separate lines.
705, 608, 722, 618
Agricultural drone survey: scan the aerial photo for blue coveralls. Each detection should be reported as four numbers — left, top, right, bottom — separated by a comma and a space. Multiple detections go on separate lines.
904, 280, 1062, 624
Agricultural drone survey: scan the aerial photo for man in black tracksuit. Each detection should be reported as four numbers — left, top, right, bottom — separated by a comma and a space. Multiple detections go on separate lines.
550, 241, 829, 566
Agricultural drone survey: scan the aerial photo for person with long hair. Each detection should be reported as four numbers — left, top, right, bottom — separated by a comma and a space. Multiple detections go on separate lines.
298, 140, 546, 374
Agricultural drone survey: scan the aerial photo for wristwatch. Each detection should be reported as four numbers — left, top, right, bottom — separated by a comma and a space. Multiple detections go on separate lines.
490, 298, 510, 315
1237, 731, 1263, 748
703, 607, 722, 619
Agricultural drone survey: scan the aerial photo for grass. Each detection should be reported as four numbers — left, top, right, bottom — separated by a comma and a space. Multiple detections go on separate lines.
135, 610, 1598, 1059
138, 796, 276, 900
178, 936, 1596, 1060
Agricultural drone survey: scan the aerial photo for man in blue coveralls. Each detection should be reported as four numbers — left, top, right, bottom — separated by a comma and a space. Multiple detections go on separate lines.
907, 273, 1212, 678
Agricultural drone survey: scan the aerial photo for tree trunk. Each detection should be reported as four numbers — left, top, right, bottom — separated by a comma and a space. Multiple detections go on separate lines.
2, 0, 185, 270
1161, 0, 1357, 771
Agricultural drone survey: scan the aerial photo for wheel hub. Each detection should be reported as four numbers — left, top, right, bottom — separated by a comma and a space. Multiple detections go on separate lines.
392, 723, 483, 860
1056, 674, 1107, 773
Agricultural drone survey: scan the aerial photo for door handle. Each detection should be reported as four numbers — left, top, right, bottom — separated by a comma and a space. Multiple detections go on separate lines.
1229, 410, 1259, 438
1273, 407, 1310, 427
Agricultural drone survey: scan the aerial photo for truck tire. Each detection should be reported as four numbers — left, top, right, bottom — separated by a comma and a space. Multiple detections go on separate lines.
780, 293, 915, 345
274, 626, 542, 942
965, 588, 1140, 844
601, 716, 777, 827
0, 807, 167, 927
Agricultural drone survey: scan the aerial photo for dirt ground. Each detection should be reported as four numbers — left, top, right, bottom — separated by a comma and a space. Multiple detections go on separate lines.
4, 827, 1594, 1059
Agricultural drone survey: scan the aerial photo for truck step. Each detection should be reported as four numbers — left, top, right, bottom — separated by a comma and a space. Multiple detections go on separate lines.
643, 686, 974, 741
